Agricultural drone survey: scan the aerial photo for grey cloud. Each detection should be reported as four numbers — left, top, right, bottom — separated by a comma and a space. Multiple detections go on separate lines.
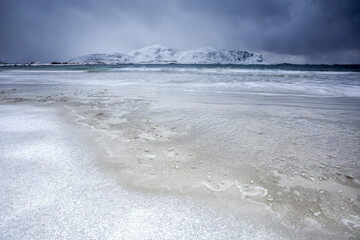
0, 0, 359, 63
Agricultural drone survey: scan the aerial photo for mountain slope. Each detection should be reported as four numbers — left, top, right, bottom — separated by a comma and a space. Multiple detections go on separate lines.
69, 45, 265, 64
69, 53, 131, 65
127, 44, 178, 63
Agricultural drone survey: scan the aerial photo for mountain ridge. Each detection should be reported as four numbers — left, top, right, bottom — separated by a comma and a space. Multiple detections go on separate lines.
69, 45, 266, 65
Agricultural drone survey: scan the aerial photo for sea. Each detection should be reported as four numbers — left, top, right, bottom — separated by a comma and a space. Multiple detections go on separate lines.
0, 64, 360, 239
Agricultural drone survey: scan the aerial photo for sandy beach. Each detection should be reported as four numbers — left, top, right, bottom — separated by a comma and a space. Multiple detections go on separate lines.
1, 65, 360, 239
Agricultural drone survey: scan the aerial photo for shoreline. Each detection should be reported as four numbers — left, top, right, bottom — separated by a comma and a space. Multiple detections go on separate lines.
1, 63, 360, 72
2, 93, 359, 238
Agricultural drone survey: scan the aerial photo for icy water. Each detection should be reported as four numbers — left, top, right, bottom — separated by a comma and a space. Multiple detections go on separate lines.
1, 64, 360, 239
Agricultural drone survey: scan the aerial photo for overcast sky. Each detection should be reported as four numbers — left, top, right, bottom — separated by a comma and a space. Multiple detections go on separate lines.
0, 0, 359, 64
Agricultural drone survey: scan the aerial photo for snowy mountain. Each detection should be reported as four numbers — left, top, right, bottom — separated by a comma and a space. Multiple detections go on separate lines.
69, 45, 265, 64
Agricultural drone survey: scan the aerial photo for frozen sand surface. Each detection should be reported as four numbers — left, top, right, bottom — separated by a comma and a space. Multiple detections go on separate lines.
0, 104, 299, 240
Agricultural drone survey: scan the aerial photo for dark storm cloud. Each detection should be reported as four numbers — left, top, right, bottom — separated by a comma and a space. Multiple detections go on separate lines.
0, 0, 359, 63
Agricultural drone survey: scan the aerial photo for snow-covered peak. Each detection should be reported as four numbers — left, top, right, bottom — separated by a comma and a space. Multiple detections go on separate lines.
69, 45, 266, 65
127, 44, 178, 63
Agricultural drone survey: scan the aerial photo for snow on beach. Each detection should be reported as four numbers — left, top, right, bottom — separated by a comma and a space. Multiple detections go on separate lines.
0, 104, 297, 240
